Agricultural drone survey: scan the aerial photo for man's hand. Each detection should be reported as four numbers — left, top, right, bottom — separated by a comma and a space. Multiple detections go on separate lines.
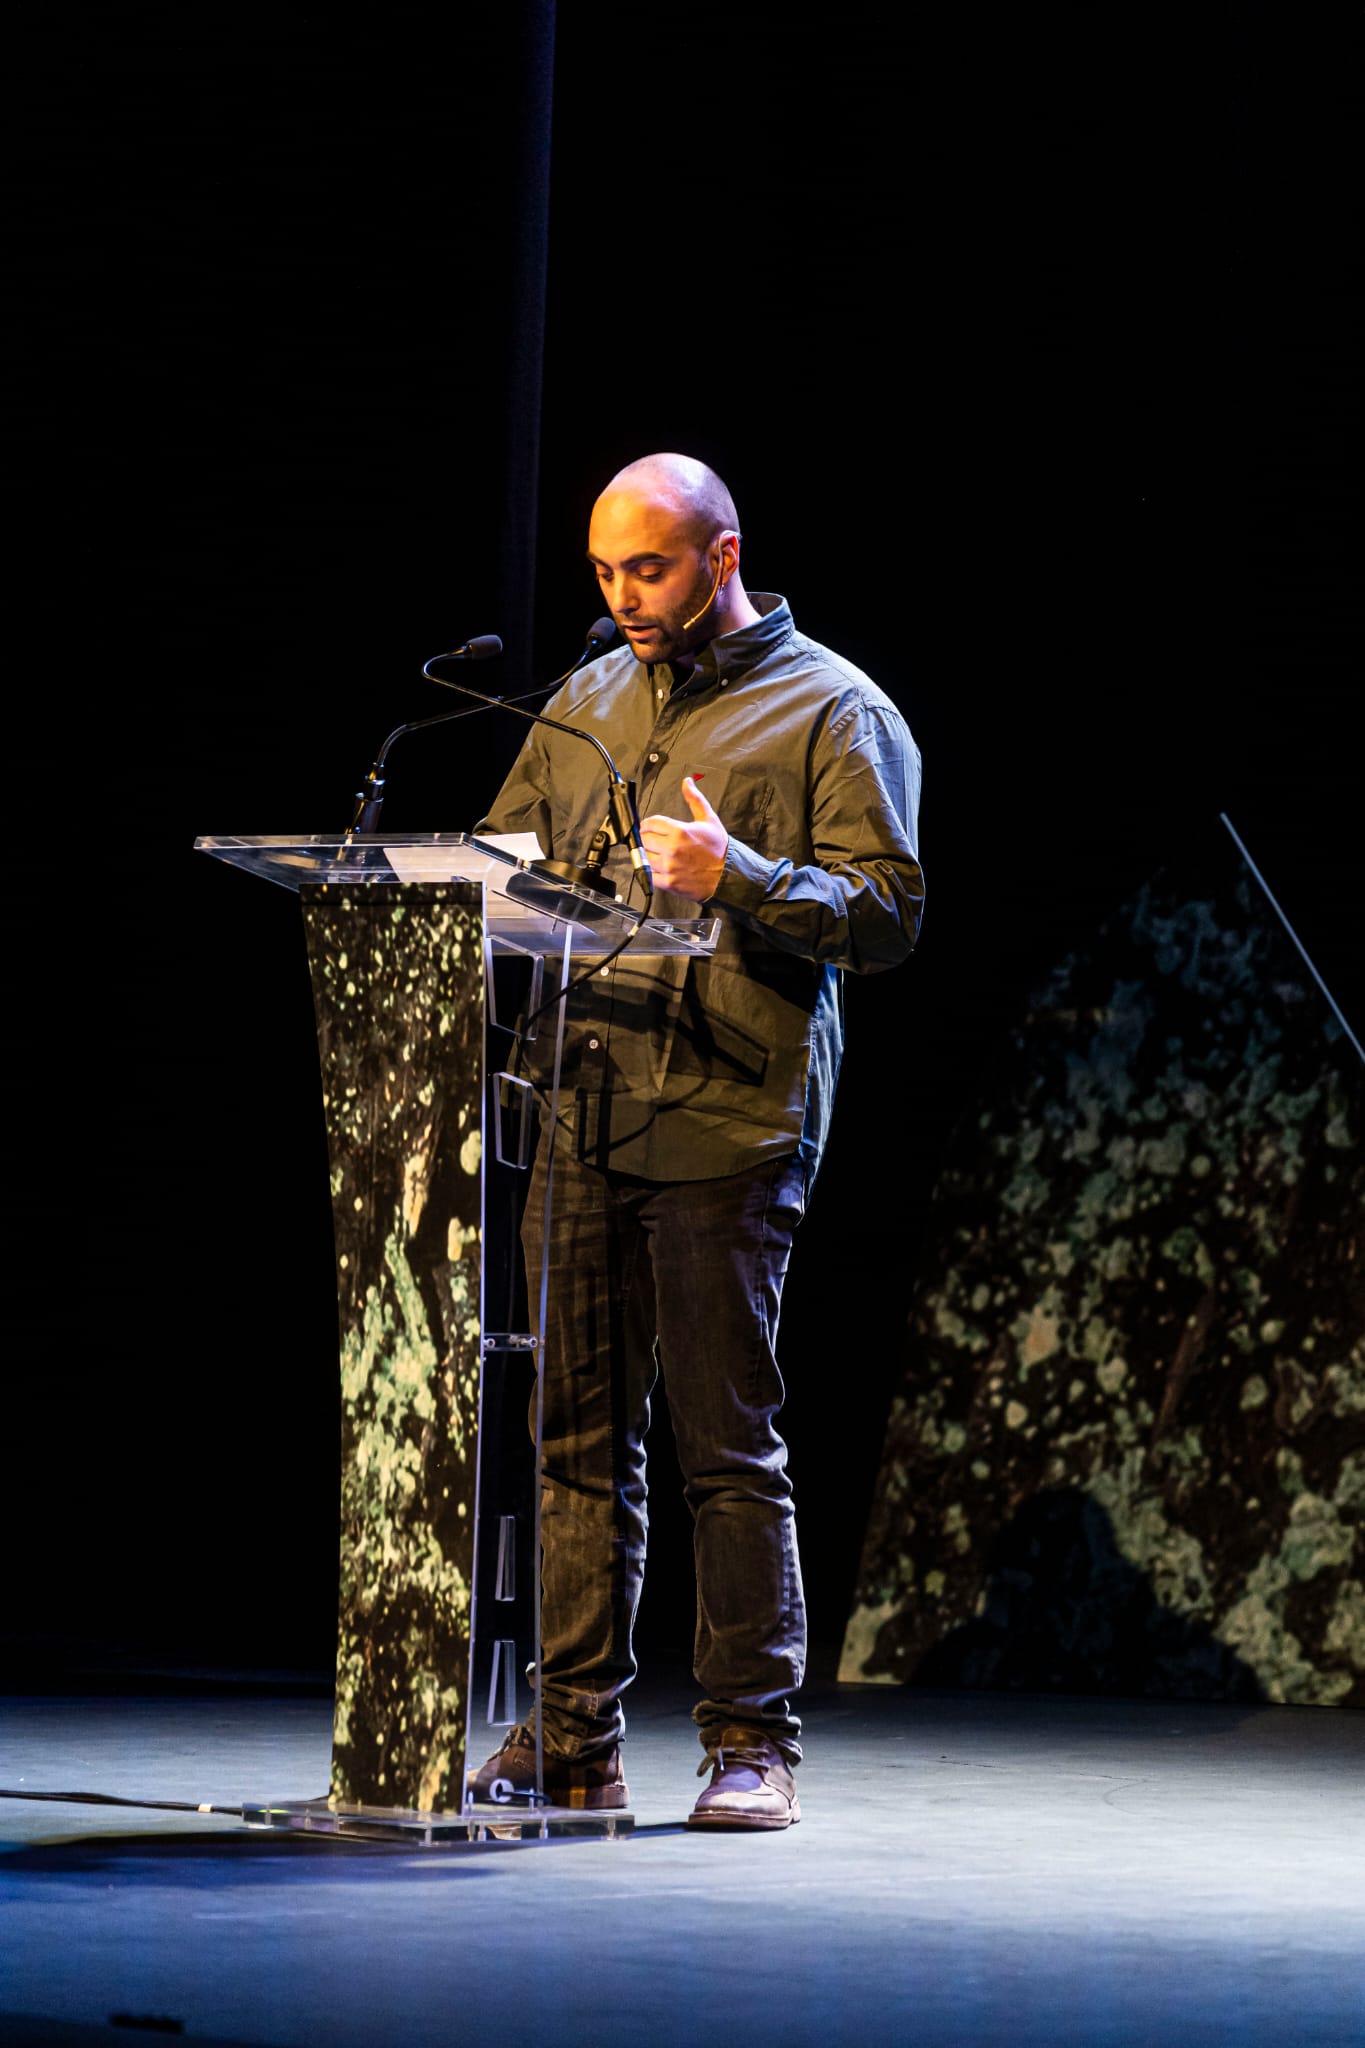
640, 775, 728, 902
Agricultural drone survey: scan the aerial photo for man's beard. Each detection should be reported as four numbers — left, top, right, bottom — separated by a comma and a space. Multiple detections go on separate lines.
620, 562, 721, 667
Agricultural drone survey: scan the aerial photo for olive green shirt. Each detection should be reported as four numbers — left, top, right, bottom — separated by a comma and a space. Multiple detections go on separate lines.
478, 594, 924, 1180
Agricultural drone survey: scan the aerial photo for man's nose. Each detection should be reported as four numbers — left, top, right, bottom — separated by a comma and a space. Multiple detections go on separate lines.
614, 581, 640, 615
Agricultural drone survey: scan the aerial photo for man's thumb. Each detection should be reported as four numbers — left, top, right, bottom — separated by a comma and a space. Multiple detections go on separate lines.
682, 774, 716, 819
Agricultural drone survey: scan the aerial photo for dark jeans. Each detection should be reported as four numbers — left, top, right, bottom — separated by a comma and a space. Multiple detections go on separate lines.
521, 1139, 809, 1765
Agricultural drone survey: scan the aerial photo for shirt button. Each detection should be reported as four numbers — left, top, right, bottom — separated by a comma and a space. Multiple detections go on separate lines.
588, 1037, 600, 1050
656, 687, 664, 699
599, 966, 611, 977
614, 894, 624, 904
648, 751, 659, 762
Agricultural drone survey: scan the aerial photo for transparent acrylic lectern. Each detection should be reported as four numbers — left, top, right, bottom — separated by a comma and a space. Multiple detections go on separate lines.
194, 833, 720, 1842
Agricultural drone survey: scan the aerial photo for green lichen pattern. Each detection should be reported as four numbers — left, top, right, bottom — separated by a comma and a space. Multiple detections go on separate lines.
302, 882, 483, 1811
841, 847, 1365, 1705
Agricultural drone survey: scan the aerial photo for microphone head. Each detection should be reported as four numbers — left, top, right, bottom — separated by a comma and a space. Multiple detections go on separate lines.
467, 634, 503, 660
586, 617, 617, 650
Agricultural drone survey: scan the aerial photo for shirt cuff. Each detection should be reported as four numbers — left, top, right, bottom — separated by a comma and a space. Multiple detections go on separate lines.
708, 834, 784, 915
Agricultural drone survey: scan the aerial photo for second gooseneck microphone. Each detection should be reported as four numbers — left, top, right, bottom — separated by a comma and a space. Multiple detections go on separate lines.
425, 622, 653, 897
344, 635, 504, 839
344, 622, 618, 841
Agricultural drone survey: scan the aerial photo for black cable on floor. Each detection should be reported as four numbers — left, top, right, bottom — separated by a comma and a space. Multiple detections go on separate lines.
0, 1788, 251, 1816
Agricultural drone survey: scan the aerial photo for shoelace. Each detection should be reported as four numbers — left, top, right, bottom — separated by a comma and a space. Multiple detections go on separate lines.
697, 1742, 776, 1778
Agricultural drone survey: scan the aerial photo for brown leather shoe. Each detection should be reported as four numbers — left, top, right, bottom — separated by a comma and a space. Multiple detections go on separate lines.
688, 1728, 801, 1831
466, 1724, 629, 1809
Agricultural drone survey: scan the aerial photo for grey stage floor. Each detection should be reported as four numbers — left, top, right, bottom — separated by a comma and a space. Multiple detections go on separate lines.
2, 1666, 1363, 2047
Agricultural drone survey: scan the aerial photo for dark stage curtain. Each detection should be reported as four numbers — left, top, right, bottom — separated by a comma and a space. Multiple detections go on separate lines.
8, 4, 562, 1681
7, 5, 1359, 1686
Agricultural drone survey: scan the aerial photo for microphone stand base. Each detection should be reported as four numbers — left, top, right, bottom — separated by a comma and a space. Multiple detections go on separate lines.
533, 859, 615, 896
503, 861, 620, 926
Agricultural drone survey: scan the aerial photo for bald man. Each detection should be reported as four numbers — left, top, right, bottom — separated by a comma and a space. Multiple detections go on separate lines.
469, 454, 924, 1828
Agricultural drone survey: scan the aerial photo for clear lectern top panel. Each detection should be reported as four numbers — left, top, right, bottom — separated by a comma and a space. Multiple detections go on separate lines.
194, 833, 721, 960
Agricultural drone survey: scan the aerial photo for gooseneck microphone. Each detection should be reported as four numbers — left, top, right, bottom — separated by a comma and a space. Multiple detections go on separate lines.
423, 622, 653, 897
429, 617, 659, 1038
340, 617, 651, 1036
443, 634, 505, 662
343, 622, 620, 841
344, 634, 505, 839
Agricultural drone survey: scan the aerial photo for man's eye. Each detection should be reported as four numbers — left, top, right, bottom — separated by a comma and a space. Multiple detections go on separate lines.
639, 571, 661, 582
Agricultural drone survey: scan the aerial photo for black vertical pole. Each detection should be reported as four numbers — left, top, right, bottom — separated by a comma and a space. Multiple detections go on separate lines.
497, 0, 557, 689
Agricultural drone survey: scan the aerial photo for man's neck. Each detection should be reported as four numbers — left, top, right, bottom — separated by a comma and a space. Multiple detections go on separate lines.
667, 580, 763, 682
715, 579, 762, 637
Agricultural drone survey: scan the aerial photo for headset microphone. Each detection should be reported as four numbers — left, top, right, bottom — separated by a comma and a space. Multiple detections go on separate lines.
681, 540, 732, 633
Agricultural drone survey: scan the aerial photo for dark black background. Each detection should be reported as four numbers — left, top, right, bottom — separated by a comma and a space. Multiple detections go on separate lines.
8, 4, 1358, 1686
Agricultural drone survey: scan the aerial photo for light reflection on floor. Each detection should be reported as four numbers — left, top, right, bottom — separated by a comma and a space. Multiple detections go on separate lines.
2, 1669, 1363, 2046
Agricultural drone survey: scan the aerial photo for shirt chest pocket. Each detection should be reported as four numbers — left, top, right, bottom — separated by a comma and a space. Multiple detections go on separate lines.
687, 764, 776, 854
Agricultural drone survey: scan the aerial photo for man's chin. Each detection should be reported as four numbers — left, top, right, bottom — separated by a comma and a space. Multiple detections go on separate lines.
623, 627, 683, 663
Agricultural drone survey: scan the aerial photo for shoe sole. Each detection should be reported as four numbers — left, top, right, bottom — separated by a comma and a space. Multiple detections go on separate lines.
686, 1797, 801, 1831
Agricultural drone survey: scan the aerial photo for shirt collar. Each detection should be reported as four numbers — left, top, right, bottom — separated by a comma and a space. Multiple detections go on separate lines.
652, 592, 794, 694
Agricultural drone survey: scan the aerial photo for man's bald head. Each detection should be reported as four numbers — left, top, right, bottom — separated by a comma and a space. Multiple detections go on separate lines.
587, 451, 759, 666
596, 453, 740, 549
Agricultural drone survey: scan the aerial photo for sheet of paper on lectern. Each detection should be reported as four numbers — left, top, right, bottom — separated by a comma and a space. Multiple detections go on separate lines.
382, 835, 548, 925
382, 833, 545, 892
477, 832, 546, 864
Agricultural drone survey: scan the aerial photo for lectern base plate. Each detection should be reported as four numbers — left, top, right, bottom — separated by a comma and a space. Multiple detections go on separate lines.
241, 1798, 634, 1845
